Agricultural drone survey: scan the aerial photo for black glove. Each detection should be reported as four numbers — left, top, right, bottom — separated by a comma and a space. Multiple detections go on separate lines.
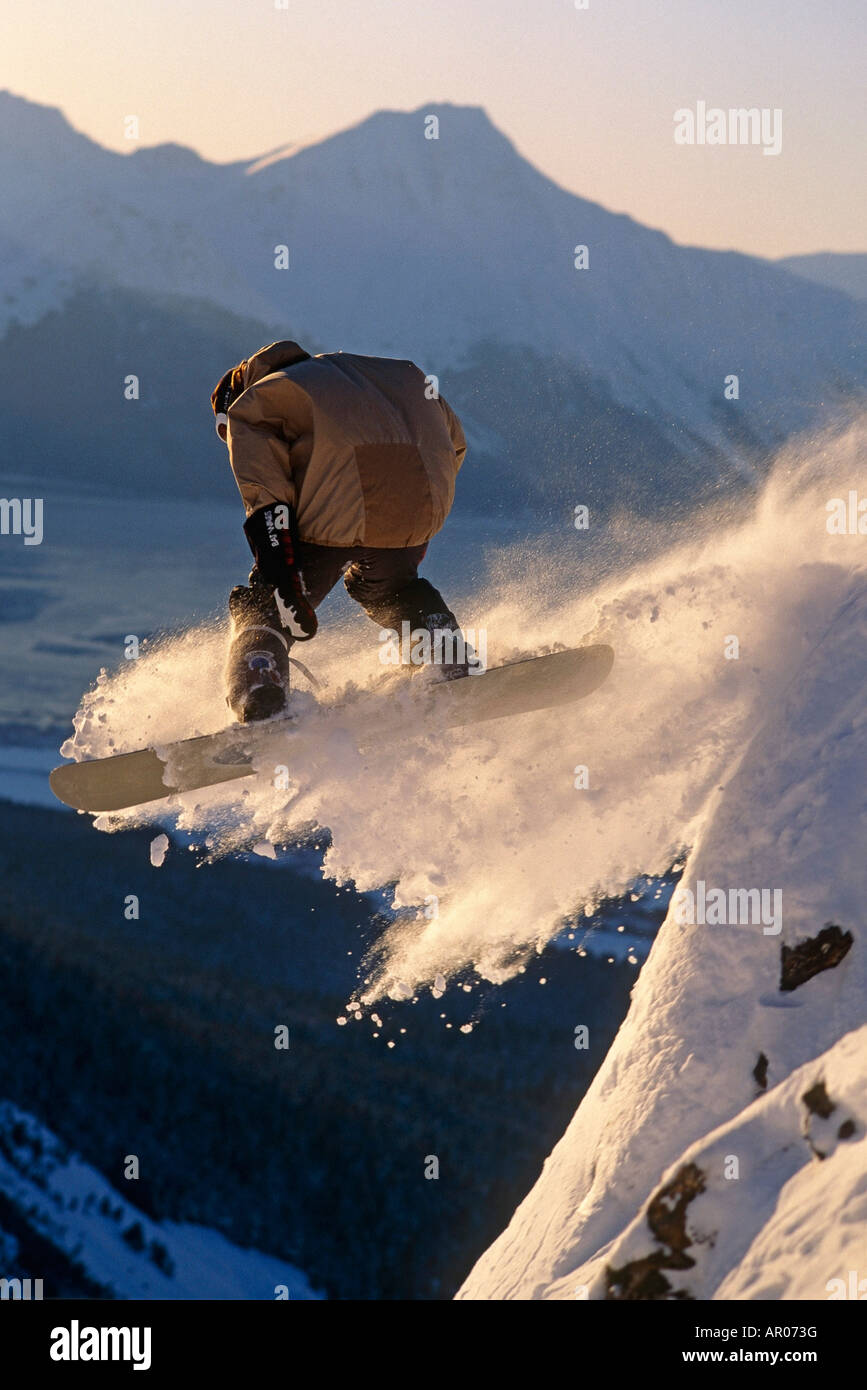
243, 504, 318, 640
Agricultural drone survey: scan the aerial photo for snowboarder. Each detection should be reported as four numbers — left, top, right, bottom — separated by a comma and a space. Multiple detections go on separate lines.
211, 340, 468, 722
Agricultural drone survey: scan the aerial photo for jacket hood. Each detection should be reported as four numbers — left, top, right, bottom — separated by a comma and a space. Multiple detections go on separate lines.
211, 340, 311, 417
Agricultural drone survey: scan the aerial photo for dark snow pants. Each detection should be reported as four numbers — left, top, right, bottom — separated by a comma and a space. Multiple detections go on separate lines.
287, 541, 458, 641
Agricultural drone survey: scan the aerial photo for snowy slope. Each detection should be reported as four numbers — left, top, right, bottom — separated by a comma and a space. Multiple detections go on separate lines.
545, 1028, 867, 1301
0, 232, 79, 337
0, 1100, 321, 1299
0, 91, 276, 326
241, 105, 865, 454
459, 533, 867, 1300
1, 90, 864, 467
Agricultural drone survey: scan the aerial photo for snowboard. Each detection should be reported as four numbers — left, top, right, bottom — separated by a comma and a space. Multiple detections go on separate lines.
49, 644, 614, 813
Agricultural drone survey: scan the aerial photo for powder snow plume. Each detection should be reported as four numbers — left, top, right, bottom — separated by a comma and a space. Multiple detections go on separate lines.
62, 419, 866, 1003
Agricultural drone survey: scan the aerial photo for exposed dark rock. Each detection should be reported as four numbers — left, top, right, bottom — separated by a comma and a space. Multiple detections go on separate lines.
606, 1163, 706, 1300
122, 1221, 146, 1252
802, 1081, 835, 1120
801, 1080, 857, 1159
647, 1163, 707, 1251
780, 924, 853, 992
149, 1239, 175, 1276
753, 1052, 769, 1090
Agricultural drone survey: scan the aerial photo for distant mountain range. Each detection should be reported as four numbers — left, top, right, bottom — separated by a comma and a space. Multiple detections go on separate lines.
778, 253, 867, 302
1, 89, 865, 522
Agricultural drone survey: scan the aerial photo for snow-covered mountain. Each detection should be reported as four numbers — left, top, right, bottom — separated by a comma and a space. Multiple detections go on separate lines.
0, 231, 79, 338
1, 89, 865, 519
0, 1100, 321, 1298
459, 564, 867, 1300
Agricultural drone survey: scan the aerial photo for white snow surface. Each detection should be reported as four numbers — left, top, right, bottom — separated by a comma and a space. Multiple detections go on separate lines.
525, 1028, 867, 1302
0, 1101, 321, 1299
459, 440, 867, 1298
0, 230, 78, 336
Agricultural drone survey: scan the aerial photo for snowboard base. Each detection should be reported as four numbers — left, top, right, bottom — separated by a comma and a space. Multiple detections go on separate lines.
50, 644, 614, 813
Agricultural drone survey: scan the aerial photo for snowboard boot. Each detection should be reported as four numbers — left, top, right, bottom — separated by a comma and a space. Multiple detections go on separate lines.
225, 582, 291, 723
411, 609, 472, 683
362, 577, 471, 684
399, 579, 472, 682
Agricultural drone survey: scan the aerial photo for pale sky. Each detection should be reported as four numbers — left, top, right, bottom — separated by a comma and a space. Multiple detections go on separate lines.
3, 0, 865, 257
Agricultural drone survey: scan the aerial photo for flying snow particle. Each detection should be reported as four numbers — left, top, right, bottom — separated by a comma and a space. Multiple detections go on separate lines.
150, 834, 169, 868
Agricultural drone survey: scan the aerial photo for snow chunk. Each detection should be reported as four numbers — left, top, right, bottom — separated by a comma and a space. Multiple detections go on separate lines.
149, 833, 169, 868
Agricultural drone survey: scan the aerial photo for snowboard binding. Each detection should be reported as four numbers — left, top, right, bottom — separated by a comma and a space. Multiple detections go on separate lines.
225, 583, 291, 724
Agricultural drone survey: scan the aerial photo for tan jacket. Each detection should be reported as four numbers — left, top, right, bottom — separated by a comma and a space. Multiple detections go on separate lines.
225, 341, 466, 548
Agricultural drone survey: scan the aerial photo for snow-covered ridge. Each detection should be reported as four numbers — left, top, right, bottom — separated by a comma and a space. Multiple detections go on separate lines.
459, 487, 867, 1298
547, 1027, 867, 1301
0, 89, 864, 464
0, 1100, 321, 1299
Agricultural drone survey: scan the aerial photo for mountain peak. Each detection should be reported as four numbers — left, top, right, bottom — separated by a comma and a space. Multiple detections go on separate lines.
0, 89, 69, 131
0, 89, 106, 161
247, 100, 526, 187
341, 99, 515, 150
129, 141, 210, 171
